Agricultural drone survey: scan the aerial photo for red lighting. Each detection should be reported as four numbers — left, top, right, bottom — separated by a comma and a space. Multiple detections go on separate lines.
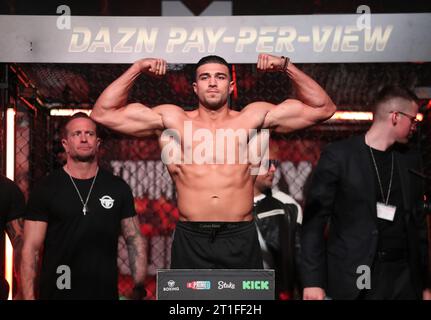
232, 65, 238, 100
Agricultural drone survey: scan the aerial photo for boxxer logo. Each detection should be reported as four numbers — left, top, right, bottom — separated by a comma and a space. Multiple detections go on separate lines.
163, 280, 180, 292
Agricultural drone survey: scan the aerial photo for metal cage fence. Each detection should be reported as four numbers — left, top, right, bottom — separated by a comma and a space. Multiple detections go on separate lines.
2, 62, 430, 299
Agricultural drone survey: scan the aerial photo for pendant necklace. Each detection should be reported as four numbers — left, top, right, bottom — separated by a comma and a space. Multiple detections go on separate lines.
67, 167, 99, 215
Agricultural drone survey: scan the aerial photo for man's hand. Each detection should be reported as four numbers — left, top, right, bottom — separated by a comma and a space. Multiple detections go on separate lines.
130, 284, 147, 300
423, 288, 431, 300
257, 54, 287, 72
303, 287, 326, 300
134, 58, 167, 77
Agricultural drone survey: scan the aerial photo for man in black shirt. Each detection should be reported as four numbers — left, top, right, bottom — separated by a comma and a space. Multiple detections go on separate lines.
0, 175, 25, 299
301, 86, 430, 300
21, 113, 147, 300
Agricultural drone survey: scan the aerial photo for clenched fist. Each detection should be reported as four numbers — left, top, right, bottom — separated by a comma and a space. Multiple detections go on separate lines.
257, 53, 289, 72
134, 58, 167, 76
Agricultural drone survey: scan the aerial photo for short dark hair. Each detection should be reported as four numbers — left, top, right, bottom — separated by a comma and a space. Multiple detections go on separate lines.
372, 86, 418, 110
61, 112, 98, 138
195, 55, 231, 78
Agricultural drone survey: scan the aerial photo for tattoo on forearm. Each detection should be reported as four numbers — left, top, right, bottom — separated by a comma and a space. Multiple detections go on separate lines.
6, 219, 24, 279
21, 249, 39, 299
6, 219, 23, 242
122, 217, 147, 283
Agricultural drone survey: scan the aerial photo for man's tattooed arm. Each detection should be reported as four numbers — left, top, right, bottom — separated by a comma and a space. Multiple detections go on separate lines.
121, 216, 147, 299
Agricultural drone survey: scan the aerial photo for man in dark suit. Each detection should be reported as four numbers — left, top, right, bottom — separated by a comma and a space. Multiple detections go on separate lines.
301, 86, 430, 300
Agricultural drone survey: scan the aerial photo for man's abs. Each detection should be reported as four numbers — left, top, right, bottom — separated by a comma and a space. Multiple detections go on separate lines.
172, 164, 255, 221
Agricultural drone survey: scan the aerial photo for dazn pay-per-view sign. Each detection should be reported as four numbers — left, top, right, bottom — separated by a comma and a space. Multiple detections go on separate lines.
0, 13, 430, 63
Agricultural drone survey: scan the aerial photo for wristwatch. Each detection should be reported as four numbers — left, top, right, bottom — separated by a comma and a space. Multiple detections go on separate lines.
281, 56, 290, 71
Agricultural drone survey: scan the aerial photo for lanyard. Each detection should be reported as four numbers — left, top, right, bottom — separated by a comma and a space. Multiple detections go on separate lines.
369, 147, 394, 205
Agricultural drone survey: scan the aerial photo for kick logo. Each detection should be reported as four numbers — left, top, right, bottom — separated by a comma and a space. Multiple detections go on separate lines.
99, 195, 115, 209
242, 280, 269, 290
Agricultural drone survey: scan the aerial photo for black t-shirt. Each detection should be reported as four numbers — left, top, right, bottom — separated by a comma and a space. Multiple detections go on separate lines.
369, 148, 406, 250
0, 175, 25, 286
25, 168, 136, 300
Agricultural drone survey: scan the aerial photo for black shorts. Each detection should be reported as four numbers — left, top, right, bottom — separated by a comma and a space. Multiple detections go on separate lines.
170, 221, 263, 269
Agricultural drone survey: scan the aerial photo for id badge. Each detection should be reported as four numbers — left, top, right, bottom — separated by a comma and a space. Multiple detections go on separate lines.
376, 202, 396, 221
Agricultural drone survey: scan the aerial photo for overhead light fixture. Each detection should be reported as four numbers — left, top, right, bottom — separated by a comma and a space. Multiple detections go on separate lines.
330, 111, 373, 121
329, 111, 423, 122
47, 108, 424, 123
50, 109, 91, 116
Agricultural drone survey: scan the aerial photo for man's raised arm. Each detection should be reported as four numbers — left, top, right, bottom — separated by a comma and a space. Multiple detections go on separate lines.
255, 54, 336, 133
91, 58, 173, 137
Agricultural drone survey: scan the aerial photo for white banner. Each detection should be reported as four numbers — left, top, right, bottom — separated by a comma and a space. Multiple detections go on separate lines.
0, 14, 430, 63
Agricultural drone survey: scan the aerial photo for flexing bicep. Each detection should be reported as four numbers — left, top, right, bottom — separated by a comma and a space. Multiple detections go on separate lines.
91, 102, 165, 137
263, 99, 334, 133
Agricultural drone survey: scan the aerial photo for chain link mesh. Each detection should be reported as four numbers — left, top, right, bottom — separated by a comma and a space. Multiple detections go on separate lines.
2, 62, 430, 299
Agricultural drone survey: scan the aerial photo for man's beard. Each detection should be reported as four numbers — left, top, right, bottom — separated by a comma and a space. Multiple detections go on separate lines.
72, 153, 96, 162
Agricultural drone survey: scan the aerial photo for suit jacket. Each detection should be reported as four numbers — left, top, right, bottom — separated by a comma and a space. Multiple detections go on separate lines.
300, 134, 429, 299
